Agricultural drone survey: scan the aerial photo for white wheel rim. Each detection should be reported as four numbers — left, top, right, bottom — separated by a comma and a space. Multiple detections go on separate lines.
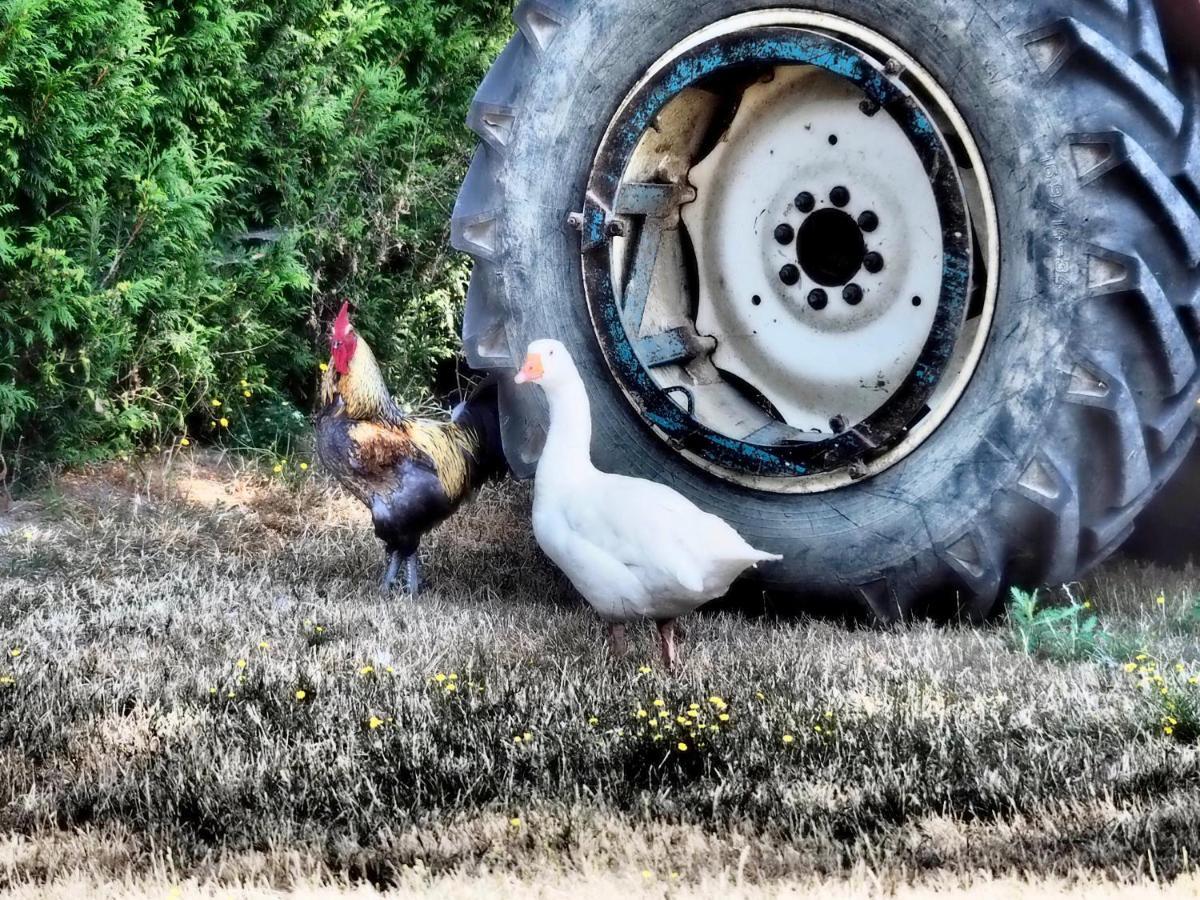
582, 10, 999, 494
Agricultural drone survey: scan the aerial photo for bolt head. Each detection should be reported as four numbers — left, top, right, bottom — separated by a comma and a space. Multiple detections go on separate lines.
605, 220, 626, 237
843, 283, 864, 305
857, 211, 879, 232
830, 187, 850, 208
794, 192, 815, 214
863, 251, 884, 274
808, 289, 828, 310
779, 264, 801, 286
773, 223, 795, 245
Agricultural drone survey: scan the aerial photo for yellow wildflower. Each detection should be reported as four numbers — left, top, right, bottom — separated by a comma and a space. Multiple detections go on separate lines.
1083, 600, 1092, 610
588, 717, 599, 726
1165, 726, 1174, 736
670, 872, 680, 881
1124, 663, 1138, 673
272, 464, 283, 474
522, 732, 532, 741
718, 713, 730, 722
756, 691, 765, 700
295, 690, 306, 701
369, 716, 384, 730
207, 687, 216, 695
676, 742, 688, 752
258, 641, 269, 651
211, 398, 222, 407
689, 703, 700, 710
1176, 663, 1186, 672
1136, 653, 1148, 661
180, 437, 191, 447
653, 698, 665, 707
299, 462, 309, 471
510, 817, 521, 828
814, 725, 823, 733
513, 735, 522, 743
243, 390, 252, 398
636, 708, 648, 718
445, 683, 457, 693
319, 362, 329, 372
708, 696, 725, 706
240, 379, 249, 387
8, 648, 21, 658
227, 691, 236, 698
638, 665, 651, 674
1156, 594, 1166, 606
782, 734, 795, 744
687, 709, 699, 718
448, 673, 458, 681
676, 716, 688, 725
434, 673, 446, 682
236, 658, 247, 669
642, 870, 653, 880
218, 417, 229, 428
359, 666, 374, 676
1190, 676, 1199, 685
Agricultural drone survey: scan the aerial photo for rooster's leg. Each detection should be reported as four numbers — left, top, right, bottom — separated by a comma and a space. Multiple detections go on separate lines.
656, 619, 679, 669
381, 549, 403, 594
404, 555, 422, 596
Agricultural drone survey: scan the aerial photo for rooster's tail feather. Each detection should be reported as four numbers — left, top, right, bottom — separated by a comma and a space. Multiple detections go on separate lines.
452, 376, 506, 486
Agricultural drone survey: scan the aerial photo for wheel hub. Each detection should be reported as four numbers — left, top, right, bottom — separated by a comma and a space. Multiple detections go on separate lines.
578, 11, 998, 493
795, 206, 867, 288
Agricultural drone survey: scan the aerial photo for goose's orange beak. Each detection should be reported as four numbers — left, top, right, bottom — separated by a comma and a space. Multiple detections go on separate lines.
514, 352, 544, 384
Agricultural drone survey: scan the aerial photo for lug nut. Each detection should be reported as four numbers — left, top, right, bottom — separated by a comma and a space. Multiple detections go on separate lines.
859, 98, 880, 117
795, 192, 815, 214
843, 283, 864, 305
774, 223, 795, 245
808, 288, 828, 310
605, 220, 626, 237
863, 251, 884, 274
830, 186, 850, 208
779, 264, 801, 286
858, 211, 879, 232
912, 295, 923, 307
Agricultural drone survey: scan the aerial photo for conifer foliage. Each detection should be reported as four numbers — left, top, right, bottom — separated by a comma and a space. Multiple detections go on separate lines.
0, 0, 510, 468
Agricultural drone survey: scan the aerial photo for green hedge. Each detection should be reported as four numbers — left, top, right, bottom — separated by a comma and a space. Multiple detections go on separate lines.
0, 0, 511, 471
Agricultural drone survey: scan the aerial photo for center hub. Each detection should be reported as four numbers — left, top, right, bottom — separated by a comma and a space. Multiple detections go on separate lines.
797, 207, 866, 286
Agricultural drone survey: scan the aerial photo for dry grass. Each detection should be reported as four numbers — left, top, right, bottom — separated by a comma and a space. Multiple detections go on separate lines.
1, 454, 1199, 896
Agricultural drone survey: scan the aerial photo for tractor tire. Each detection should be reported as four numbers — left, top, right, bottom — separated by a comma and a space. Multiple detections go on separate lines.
453, 0, 1200, 620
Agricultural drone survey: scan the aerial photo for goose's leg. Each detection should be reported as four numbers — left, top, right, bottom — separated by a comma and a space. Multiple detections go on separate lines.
657, 619, 679, 669
606, 623, 628, 658
404, 554, 422, 596
381, 549, 403, 594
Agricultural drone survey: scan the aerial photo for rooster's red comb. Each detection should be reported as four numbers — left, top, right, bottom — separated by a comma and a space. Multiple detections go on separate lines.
332, 301, 353, 340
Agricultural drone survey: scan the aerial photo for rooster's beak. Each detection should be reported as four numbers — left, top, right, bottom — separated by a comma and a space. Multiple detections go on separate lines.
514, 352, 544, 385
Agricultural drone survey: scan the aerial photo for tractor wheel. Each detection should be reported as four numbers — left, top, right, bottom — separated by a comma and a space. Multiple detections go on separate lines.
453, 0, 1200, 620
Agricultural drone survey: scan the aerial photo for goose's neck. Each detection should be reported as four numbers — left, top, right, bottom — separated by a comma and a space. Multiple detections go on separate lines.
539, 367, 594, 478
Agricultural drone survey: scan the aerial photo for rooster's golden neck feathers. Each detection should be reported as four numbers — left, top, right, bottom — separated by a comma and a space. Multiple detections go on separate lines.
321, 333, 405, 425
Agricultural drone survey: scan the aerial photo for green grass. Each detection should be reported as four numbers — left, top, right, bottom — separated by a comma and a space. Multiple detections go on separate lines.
1, 456, 1200, 894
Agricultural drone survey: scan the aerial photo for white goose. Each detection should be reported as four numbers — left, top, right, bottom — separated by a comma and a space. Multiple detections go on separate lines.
515, 339, 782, 666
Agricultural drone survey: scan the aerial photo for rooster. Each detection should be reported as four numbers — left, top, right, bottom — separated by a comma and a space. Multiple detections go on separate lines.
315, 301, 505, 594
